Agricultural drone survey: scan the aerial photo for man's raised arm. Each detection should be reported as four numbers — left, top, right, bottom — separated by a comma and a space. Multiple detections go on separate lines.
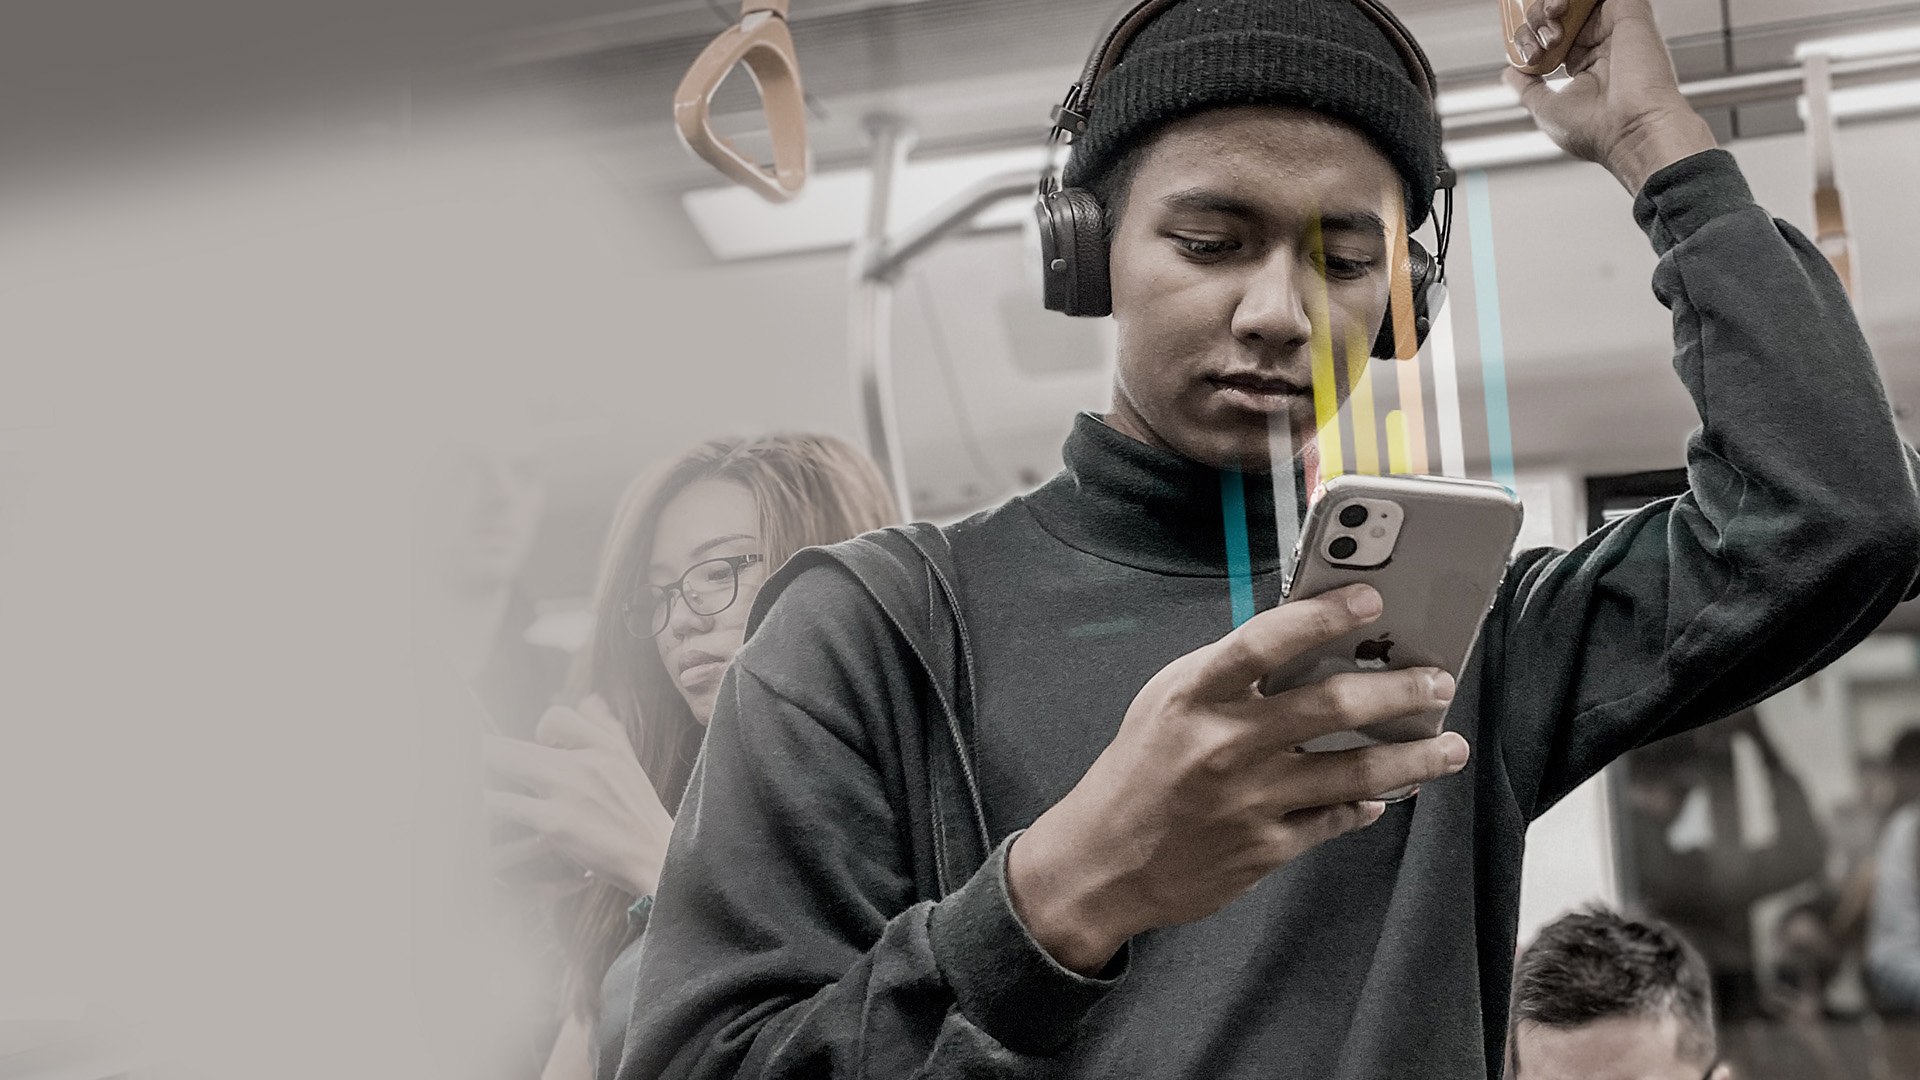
1493, 0, 1920, 815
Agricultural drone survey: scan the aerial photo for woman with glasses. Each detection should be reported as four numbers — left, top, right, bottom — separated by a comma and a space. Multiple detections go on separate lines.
483, 433, 897, 1080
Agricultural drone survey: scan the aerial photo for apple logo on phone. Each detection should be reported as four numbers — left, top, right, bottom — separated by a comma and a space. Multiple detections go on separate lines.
1354, 633, 1393, 670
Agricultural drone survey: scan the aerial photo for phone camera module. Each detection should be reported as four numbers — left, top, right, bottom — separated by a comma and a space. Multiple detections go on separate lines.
1328, 536, 1359, 560
1338, 504, 1369, 528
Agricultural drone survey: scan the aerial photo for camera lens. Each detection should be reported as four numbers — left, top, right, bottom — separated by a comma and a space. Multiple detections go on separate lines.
1328, 536, 1359, 560
1338, 504, 1369, 528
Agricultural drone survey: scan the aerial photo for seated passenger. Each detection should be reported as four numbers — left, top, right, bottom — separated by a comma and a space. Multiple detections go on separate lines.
1625, 711, 1826, 1026
1508, 908, 1727, 1080
480, 434, 897, 1080
1869, 729, 1920, 1014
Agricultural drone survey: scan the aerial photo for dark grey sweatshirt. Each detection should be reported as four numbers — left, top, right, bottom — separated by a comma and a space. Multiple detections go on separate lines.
613, 150, 1920, 1079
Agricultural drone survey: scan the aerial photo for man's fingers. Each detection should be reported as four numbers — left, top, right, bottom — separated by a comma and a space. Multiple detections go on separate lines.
1254, 667, 1454, 746
1562, 41, 1599, 78
1573, 4, 1609, 49
482, 735, 567, 791
1502, 65, 1554, 112
1523, 0, 1559, 51
1515, 0, 1614, 72
1273, 800, 1387, 856
1194, 585, 1382, 696
1512, 19, 1544, 66
1282, 733, 1471, 810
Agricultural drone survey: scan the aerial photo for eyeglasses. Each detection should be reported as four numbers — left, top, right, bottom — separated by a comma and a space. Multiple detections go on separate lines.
624, 553, 765, 639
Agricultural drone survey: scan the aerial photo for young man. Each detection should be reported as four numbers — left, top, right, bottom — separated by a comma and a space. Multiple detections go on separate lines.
1508, 909, 1730, 1080
614, 0, 1920, 1076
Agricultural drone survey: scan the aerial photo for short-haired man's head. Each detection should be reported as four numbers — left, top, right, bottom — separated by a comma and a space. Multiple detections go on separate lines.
1510, 909, 1717, 1075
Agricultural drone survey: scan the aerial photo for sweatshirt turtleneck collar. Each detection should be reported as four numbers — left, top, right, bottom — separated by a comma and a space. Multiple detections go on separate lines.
1022, 413, 1294, 578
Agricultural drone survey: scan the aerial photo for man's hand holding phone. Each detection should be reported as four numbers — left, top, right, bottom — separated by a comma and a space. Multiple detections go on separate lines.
1006, 584, 1470, 976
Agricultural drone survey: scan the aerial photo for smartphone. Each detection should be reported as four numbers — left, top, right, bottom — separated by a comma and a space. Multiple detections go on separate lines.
1261, 474, 1523, 781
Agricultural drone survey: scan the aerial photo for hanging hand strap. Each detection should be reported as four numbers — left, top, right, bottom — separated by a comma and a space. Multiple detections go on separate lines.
673, 0, 809, 203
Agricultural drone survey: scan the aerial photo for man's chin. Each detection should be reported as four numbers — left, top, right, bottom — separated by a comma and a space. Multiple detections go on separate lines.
1169, 406, 1321, 473
1163, 423, 1287, 473
1105, 399, 1312, 473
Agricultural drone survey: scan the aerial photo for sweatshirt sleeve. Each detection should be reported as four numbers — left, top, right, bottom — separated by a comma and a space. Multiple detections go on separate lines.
1493, 149, 1920, 818
612, 561, 1125, 1079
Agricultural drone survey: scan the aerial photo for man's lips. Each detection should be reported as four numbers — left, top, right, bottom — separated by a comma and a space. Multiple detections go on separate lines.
1211, 372, 1306, 393
1207, 373, 1308, 412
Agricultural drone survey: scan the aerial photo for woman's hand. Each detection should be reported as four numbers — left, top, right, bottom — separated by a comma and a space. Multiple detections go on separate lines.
484, 695, 674, 898
1503, 0, 1718, 195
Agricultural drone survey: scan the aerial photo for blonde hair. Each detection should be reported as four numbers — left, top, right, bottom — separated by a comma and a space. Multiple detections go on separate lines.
564, 433, 898, 1020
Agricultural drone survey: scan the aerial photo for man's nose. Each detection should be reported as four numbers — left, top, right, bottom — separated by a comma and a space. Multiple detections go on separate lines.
1231, 249, 1314, 351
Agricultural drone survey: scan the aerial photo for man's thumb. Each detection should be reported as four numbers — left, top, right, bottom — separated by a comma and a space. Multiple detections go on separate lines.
1501, 65, 1552, 112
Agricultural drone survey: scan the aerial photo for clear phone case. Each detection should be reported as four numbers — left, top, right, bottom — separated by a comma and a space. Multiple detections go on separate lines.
1261, 473, 1524, 752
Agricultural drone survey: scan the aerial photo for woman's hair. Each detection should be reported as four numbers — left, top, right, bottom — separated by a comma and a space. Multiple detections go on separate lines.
563, 433, 898, 1020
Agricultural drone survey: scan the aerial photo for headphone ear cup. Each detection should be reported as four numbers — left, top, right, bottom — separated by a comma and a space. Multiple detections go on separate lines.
1037, 187, 1112, 317
1371, 238, 1439, 359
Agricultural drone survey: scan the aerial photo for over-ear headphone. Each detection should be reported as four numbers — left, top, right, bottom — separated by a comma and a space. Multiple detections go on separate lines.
1036, 0, 1455, 360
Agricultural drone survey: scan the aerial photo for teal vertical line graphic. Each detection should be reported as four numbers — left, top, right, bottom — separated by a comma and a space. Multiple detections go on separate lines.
1220, 468, 1255, 628
1463, 169, 1517, 491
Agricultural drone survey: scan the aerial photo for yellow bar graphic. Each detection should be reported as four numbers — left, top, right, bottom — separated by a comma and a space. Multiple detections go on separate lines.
1347, 335, 1379, 476
1306, 216, 1344, 479
1386, 409, 1410, 476
1394, 359, 1429, 474
1311, 346, 1343, 479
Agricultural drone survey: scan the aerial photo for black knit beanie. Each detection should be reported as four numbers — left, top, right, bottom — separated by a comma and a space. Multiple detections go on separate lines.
1061, 0, 1444, 228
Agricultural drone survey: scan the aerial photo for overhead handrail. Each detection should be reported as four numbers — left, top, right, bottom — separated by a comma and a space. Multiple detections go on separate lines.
673, 0, 809, 203
862, 171, 1039, 282
1442, 50, 1920, 137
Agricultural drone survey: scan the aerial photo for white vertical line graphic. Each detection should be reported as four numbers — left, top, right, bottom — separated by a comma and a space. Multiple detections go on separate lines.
1427, 286, 1466, 478
1267, 411, 1300, 586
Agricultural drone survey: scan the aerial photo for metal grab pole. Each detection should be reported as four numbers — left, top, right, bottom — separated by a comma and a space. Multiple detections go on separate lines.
849, 115, 915, 519
845, 117, 1038, 521
1802, 51, 1856, 299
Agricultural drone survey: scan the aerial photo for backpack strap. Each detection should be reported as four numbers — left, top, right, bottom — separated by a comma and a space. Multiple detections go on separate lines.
750, 523, 990, 897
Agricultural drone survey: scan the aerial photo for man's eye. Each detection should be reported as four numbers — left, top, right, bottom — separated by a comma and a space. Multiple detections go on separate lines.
1172, 235, 1237, 258
1314, 253, 1374, 280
